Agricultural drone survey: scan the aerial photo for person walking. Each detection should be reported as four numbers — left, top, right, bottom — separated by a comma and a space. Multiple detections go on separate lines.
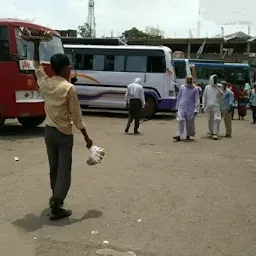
124, 78, 145, 134
21, 28, 93, 220
173, 75, 200, 141
228, 81, 238, 120
250, 84, 256, 124
237, 85, 248, 120
202, 74, 224, 140
195, 82, 203, 105
220, 81, 234, 137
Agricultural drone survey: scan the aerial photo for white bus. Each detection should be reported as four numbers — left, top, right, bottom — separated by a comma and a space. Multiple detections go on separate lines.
173, 58, 191, 88
64, 44, 177, 117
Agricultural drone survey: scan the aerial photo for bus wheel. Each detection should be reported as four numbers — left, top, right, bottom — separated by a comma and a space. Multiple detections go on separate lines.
143, 96, 156, 118
18, 116, 45, 128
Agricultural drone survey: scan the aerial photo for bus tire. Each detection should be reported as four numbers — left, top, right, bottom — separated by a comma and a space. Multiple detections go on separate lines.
18, 116, 45, 128
143, 96, 156, 118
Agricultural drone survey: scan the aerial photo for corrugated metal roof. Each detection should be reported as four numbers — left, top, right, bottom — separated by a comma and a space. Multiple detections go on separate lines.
224, 31, 250, 41
248, 37, 256, 42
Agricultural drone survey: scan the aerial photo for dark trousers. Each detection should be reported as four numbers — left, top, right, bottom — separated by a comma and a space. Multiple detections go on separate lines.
126, 99, 142, 132
45, 126, 73, 206
231, 107, 235, 119
252, 106, 256, 123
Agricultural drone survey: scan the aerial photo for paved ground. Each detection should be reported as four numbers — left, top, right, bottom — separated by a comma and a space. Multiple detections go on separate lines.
0, 111, 255, 256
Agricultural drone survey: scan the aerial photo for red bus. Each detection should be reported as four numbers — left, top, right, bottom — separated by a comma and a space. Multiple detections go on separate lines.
0, 19, 68, 128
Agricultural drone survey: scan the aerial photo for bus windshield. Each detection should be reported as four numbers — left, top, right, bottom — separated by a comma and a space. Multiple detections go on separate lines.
15, 28, 64, 62
174, 60, 187, 78
195, 65, 250, 85
225, 68, 250, 84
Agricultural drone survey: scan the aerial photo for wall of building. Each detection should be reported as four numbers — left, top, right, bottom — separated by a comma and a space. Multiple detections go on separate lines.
57, 29, 77, 37
128, 38, 256, 65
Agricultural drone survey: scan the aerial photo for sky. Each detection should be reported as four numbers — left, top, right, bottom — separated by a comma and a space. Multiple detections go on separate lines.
1, 0, 255, 38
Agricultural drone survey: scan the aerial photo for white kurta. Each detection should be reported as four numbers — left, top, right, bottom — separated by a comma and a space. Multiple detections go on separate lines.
202, 75, 224, 135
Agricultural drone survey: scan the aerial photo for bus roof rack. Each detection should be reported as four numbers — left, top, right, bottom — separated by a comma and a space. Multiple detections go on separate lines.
61, 37, 127, 46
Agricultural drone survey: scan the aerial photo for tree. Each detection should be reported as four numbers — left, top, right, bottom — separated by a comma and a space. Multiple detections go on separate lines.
77, 22, 93, 37
122, 27, 148, 39
122, 26, 164, 39
145, 26, 164, 38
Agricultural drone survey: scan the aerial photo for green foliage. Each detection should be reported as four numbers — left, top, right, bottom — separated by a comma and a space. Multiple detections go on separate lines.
77, 22, 93, 37
122, 26, 164, 39
145, 26, 164, 38
122, 27, 147, 38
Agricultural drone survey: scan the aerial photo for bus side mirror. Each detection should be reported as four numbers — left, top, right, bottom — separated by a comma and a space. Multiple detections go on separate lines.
71, 77, 77, 84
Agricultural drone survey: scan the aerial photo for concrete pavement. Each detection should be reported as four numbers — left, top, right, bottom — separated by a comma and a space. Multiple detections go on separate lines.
0, 112, 255, 256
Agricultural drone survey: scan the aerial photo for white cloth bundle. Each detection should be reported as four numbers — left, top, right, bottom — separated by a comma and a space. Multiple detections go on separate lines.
87, 145, 106, 165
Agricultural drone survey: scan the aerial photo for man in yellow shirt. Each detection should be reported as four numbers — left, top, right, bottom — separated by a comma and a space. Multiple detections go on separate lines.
22, 29, 92, 220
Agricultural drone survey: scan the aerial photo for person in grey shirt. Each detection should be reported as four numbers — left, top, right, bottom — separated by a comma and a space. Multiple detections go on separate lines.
124, 78, 145, 134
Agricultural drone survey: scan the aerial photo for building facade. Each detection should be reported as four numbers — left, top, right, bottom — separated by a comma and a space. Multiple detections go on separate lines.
127, 32, 256, 66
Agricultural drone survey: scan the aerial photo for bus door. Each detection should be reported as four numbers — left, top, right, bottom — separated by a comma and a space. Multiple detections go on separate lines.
174, 60, 188, 88
144, 55, 166, 99
165, 52, 176, 97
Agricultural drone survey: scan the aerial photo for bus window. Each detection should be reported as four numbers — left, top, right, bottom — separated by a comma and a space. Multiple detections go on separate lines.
104, 55, 115, 71
125, 56, 147, 72
73, 54, 93, 70
86, 54, 125, 72
0, 26, 10, 61
104, 55, 125, 72
74, 54, 83, 69
147, 56, 165, 73
174, 62, 186, 78
114, 55, 125, 72
66, 53, 73, 66
209, 68, 223, 79
225, 68, 249, 84
84, 54, 93, 70
93, 55, 104, 71
15, 29, 64, 62
195, 67, 209, 80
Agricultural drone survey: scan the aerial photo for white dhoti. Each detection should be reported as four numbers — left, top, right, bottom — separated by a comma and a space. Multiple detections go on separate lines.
208, 110, 221, 135
176, 109, 196, 138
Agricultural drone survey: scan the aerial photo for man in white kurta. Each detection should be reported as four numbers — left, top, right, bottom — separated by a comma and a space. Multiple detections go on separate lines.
173, 76, 200, 141
202, 74, 225, 140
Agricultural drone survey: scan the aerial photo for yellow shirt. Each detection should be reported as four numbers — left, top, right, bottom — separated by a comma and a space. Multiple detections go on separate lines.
34, 62, 86, 135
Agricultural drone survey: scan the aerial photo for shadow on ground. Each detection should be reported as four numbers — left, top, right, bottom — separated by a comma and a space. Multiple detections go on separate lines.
0, 125, 44, 140
82, 109, 176, 121
12, 209, 103, 232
